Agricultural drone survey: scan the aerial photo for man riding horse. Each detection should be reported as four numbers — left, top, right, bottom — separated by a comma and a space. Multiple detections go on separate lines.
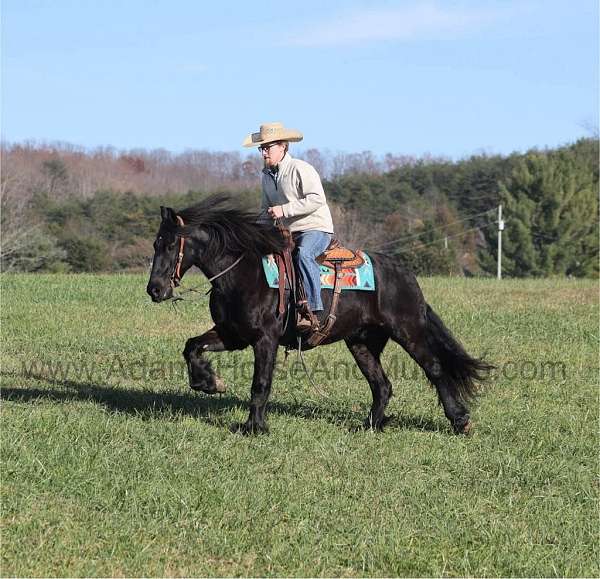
146, 127, 492, 435
243, 122, 334, 336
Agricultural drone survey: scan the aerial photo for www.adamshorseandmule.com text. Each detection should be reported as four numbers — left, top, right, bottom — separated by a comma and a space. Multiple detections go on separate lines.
18, 353, 567, 385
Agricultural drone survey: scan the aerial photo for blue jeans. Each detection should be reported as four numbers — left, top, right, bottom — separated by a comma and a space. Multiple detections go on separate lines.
292, 230, 332, 312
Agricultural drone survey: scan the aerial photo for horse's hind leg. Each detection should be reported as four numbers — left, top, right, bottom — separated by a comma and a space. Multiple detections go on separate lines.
390, 325, 471, 434
183, 326, 246, 394
345, 330, 392, 430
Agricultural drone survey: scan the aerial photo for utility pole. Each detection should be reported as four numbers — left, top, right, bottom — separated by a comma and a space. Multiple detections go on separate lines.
497, 204, 504, 279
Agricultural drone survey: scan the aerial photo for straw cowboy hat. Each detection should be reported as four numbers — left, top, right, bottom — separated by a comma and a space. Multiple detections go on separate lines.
242, 122, 303, 148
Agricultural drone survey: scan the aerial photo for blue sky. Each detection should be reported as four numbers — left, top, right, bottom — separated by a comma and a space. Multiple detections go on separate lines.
2, 0, 598, 158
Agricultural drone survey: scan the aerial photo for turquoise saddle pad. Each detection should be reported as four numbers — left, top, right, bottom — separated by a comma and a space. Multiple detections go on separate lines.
261, 250, 375, 291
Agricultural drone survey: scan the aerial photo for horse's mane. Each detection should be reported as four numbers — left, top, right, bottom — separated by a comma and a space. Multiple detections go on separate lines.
172, 193, 287, 259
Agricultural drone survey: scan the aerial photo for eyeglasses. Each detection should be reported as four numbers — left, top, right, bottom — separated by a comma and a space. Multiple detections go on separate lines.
258, 142, 281, 153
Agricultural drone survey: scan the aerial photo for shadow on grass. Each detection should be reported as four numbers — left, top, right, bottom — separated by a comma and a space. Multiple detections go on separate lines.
1, 371, 443, 433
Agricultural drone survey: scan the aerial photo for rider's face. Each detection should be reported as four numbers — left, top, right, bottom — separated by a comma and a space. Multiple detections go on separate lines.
260, 141, 286, 167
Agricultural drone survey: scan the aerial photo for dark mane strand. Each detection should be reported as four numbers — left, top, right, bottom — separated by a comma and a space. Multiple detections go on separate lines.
169, 193, 287, 258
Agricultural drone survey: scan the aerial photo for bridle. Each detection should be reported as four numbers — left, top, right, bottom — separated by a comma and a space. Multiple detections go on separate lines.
169, 214, 245, 291
170, 215, 186, 289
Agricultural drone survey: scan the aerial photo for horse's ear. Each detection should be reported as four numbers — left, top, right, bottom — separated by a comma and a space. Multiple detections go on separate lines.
160, 206, 177, 223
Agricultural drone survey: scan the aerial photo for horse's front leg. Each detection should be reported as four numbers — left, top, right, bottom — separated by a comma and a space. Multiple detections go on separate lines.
233, 337, 278, 435
183, 326, 245, 394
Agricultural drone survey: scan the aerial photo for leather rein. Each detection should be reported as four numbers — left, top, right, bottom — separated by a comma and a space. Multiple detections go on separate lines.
169, 215, 245, 290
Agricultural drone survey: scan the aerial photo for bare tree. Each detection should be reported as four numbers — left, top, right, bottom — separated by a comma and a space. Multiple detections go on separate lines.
329, 203, 387, 250
0, 140, 442, 212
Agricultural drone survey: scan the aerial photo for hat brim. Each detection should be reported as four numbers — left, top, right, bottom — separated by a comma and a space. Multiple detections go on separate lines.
242, 131, 303, 148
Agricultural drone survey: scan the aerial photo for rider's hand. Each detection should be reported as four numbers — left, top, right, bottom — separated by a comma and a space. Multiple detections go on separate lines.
268, 205, 284, 219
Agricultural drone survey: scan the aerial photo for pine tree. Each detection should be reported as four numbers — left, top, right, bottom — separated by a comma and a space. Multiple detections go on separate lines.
489, 140, 599, 277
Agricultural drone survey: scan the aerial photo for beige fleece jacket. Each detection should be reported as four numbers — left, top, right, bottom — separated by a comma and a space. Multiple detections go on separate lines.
260, 153, 334, 233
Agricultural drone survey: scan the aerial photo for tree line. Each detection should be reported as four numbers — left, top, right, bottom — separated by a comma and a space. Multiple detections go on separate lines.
1, 138, 597, 277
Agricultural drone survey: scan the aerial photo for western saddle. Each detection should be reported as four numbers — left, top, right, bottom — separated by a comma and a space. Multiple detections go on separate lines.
274, 232, 364, 347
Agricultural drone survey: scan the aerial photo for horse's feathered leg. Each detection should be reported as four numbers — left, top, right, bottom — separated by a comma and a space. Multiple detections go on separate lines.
345, 330, 391, 431
232, 336, 278, 435
183, 326, 246, 394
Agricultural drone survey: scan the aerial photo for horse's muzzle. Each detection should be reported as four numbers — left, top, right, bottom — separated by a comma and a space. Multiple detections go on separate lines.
146, 282, 173, 303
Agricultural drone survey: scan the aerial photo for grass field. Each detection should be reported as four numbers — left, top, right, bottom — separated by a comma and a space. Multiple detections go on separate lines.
1, 273, 598, 576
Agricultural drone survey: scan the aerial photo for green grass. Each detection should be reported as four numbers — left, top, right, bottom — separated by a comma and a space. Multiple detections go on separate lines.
1, 273, 598, 577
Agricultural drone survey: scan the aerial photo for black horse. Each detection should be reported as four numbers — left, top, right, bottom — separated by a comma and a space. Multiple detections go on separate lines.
146, 194, 492, 435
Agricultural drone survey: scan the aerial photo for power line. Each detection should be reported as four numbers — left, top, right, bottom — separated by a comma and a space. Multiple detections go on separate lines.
372, 208, 496, 250
402, 222, 496, 251
374, 208, 496, 250
374, 223, 495, 254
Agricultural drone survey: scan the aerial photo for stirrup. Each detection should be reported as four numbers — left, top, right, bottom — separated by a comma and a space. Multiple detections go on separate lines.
296, 301, 320, 334
296, 316, 314, 333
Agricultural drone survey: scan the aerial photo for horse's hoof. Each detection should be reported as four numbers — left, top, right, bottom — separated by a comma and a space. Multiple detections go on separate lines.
350, 415, 389, 433
189, 376, 226, 395
190, 382, 216, 394
214, 376, 227, 393
189, 382, 207, 392
454, 419, 474, 435
230, 421, 269, 436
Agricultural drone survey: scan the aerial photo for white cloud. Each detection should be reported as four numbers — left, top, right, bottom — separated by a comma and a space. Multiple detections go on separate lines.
282, 1, 516, 47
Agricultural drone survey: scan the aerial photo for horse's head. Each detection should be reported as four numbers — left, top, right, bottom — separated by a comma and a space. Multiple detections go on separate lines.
147, 195, 286, 303
146, 206, 199, 302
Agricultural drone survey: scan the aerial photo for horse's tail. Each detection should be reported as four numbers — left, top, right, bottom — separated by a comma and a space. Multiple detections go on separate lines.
425, 304, 494, 404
